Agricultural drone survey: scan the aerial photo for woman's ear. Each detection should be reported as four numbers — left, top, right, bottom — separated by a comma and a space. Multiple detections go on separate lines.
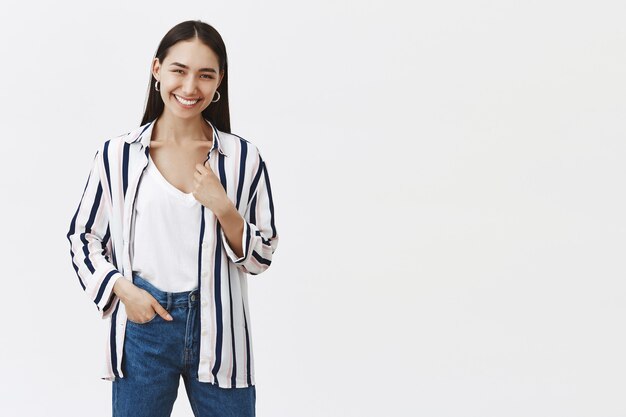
152, 58, 161, 80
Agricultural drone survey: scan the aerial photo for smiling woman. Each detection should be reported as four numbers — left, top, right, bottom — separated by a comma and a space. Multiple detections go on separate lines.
66, 19, 279, 417
156, 49, 220, 110
147, 34, 226, 123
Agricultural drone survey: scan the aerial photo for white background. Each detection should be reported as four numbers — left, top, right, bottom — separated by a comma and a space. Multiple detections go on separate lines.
1, 0, 625, 416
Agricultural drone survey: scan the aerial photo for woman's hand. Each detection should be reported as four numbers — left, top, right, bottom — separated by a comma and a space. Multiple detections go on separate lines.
192, 160, 231, 216
114, 279, 173, 323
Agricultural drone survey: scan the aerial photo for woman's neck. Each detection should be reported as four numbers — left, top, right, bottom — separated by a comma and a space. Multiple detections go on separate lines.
152, 111, 213, 145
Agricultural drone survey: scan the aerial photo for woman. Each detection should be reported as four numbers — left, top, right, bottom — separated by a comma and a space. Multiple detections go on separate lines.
66, 20, 279, 417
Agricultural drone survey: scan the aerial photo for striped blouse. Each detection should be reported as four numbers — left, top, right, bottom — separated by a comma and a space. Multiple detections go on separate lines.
66, 118, 279, 388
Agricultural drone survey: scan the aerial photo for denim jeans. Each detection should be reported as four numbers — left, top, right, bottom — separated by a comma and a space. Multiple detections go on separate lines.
112, 273, 256, 417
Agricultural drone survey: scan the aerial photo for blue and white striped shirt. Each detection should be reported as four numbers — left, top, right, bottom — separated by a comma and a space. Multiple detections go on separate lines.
66, 118, 279, 388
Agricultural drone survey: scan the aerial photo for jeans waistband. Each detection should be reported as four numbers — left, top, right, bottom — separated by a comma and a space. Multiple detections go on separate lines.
131, 272, 199, 309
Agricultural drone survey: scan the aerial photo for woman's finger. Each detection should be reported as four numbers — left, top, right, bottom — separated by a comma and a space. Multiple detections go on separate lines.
196, 163, 208, 174
152, 299, 173, 321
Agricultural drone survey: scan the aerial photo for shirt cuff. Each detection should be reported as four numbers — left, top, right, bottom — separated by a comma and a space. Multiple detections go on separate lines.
220, 220, 249, 264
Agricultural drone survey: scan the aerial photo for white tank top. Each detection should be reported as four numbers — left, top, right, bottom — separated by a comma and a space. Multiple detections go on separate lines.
131, 152, 201, 292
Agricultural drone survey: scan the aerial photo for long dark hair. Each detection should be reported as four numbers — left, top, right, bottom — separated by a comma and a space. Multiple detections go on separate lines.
140, 20, 231, 133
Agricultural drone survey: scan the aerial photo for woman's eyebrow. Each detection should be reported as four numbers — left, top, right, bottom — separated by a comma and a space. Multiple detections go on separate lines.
169, 62, 217, 73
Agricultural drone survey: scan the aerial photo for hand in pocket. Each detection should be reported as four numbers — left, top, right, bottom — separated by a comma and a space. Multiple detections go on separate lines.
123, 285, 173, 323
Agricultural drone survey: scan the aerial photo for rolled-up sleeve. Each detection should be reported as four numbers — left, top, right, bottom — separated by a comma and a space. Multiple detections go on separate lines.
220, 151, 279, 275
66, 145, 124, 319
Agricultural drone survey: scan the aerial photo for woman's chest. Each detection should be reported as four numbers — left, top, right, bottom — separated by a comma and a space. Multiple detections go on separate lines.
148, 142, 212, 194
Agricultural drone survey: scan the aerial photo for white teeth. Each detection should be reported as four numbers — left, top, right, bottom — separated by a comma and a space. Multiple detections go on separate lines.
174, 95, 200, 105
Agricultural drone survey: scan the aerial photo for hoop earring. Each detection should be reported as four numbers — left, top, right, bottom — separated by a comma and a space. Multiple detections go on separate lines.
212, 90, 221, 103
154, 80, 160, 92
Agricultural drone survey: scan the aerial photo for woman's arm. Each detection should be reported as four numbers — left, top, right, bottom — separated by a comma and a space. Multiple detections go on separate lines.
215, 200, 245, 259
219, 151, 279, 275
66, 145, 124, 319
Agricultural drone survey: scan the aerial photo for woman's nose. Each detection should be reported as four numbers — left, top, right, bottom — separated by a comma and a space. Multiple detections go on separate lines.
182, 76, 198, 95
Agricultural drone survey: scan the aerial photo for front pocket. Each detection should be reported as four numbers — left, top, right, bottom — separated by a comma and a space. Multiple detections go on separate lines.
127, 311, 158, 325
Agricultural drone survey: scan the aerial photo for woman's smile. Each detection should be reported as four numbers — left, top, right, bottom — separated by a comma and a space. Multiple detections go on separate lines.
173, 93, 201, 108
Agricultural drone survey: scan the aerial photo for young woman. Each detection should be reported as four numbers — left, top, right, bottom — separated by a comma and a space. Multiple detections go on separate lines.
66, 20, 279, 417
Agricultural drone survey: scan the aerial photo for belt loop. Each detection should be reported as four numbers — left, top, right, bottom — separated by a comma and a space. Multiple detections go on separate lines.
167, 292, 172, 311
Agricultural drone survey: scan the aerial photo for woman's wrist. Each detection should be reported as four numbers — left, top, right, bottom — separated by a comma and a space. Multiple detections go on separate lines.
113, 278, 134, 302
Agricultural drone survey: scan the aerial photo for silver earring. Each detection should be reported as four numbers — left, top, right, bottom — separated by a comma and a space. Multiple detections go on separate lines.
211, 90, 221, 103
154, 80, 160, 92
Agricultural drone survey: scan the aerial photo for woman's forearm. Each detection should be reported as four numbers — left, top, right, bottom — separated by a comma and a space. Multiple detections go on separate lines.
216, 199, 245, 259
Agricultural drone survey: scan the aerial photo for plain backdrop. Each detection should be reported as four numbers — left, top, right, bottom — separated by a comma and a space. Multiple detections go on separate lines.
1, 0, 625, 416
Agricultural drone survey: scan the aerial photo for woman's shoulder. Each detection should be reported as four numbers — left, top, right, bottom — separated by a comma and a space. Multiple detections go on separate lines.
217, 130, 263, 158
96, 122, 151, 151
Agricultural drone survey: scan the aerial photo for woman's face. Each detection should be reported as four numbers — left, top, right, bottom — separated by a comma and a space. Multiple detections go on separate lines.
152, 38, 224, 120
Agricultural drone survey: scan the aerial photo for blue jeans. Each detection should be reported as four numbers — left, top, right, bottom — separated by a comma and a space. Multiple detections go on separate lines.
112, 273, 256, 417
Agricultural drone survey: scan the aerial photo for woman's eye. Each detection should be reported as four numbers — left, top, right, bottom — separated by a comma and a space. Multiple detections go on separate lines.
171, 70, 212, 79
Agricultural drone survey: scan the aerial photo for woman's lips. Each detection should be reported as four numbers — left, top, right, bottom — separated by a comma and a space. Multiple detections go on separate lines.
173, 94, 201, 108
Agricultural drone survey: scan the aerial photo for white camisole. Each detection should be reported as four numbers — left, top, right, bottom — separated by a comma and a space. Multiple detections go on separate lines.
131, 152, 201, 292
